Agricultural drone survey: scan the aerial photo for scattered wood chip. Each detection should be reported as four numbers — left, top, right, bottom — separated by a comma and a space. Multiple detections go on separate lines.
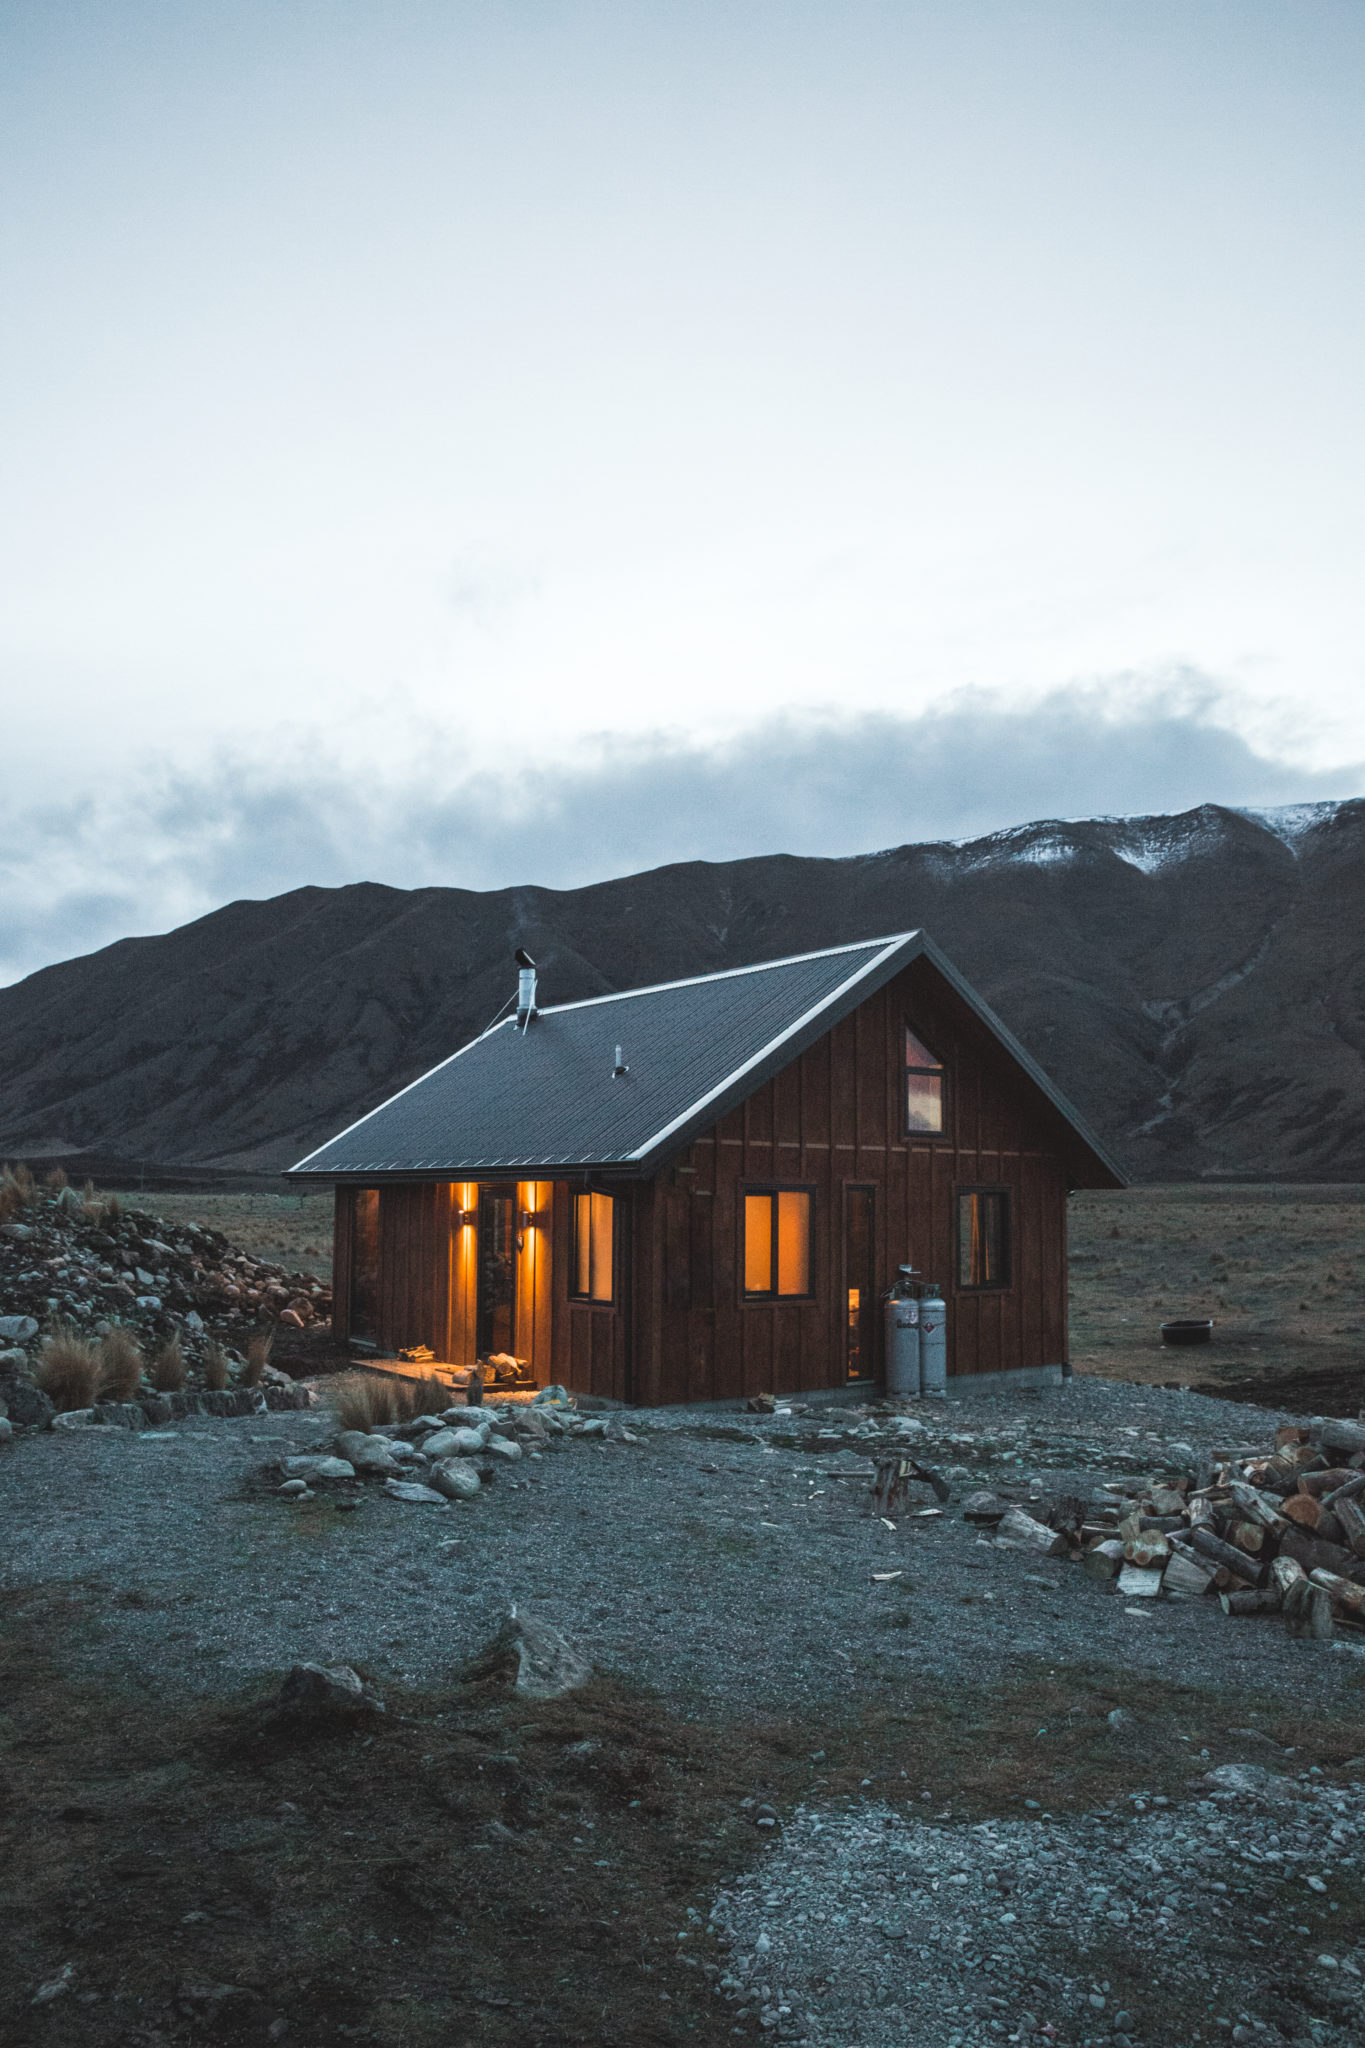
871, 1570, 904, 1582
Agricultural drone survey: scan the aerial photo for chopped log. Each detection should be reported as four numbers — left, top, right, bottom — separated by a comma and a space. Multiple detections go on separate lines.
996, 1505, 1068, 1556
1281, 1494, 1322, 1531
1315, 1419, 1365, 1459
1164, 1548, 1216, 1594
1220, 1589, 1281, 1617
1187, 1497, 1216, 1529
1307, 1587, 1335, 1639
1308, 1569, 1365, 1619
1324, 1472, 1365, 1512
1124, 1531, 1171, 1569
1334, 1497, 1365, 1560
1118, 1563, 1163, 1599
1190, 1526, 1266, 1583
1148, 1485, 1187, 1516
1315, 1510, 1347, 1548
1082, 1539, 1125, 1581
1277, 1528, 1358, 1576
1297, 1469, 1357, 1498
1229, 1521, 1265, 1558
1228, 1481, 1290, 1535
1275, 1425, 1311, 1450
1212, 1565, 1258, 1592
1269, 1555, 1308, 1601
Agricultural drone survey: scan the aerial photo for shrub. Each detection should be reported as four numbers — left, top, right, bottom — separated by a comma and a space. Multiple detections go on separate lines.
44, 1165, 68, 1192
242, 1324, 275, 1387
202, 1341, 231, 1391
149, 1333, 186, 1392
328, 1370, 450, 1432
36, 1326, 101, 1412
98, 1326, 144, 1402
0, 1162, 37, 1224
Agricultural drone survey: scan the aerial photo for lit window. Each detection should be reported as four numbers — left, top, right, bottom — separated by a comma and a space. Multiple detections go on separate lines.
744, 1189, 813, 1298
905, 1026, 945, 1134
957, 1190, 1011, 1290
571, 1192, 614, 1303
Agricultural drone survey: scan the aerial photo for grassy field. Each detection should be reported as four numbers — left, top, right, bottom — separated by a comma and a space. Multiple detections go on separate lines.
1068, 1183, 1365, 1409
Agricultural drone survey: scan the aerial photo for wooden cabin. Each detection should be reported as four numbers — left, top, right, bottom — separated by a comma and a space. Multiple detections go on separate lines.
289, 931, 1124, 1404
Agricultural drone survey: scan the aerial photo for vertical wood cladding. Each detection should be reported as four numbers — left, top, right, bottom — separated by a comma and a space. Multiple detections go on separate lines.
328, 955, 1078, 1402
652, 957, 1072, 1401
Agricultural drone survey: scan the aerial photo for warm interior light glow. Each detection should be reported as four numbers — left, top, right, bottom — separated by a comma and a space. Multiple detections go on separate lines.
776, 1190, 810, 1294
744, 1193, 773, 1292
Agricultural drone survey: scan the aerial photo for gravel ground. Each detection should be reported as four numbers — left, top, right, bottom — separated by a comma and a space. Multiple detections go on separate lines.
2, 1376, 1361, 1713
714, 1765, 1365, 2048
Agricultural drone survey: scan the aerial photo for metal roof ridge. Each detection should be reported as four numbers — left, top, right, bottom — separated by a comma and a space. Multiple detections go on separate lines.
625, 932, 916, 1160
533, 928, 923, 1017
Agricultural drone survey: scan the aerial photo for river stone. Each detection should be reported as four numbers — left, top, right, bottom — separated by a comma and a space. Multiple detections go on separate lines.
384, 1478, 448, 1505
0, 1316, 38, 1344
484, 1434, 523, 1462
333, 1430, 401, 1475
430, 1458, 481, 1500
284, 1455, 355, 1482
0, 1417, 13, 1443
51, 1408, 100, 1430
417, 1427, 465, 1460
463, 1611, 592, 1699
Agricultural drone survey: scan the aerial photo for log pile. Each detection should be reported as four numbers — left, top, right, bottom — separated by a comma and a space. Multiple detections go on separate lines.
985, 1416, 1365, 1639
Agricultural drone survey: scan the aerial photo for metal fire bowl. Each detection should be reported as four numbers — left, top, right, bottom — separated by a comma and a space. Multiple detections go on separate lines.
1160, 1318, 1214, 1347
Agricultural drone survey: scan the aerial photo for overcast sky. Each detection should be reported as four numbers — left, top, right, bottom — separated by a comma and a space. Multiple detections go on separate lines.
2, 1, 1363, 984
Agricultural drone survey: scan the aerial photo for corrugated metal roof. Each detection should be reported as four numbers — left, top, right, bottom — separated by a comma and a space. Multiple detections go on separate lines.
289, 929, 1126, 1184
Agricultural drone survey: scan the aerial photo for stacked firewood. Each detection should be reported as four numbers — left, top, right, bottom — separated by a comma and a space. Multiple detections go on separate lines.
976, 1416, 1365, 1639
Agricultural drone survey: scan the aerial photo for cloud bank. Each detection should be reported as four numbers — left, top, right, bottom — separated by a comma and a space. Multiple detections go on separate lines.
2, 683, 1359, 986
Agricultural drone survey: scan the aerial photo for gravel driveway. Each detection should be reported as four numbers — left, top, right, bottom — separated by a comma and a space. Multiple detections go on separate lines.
3, 1376, 1361, 1715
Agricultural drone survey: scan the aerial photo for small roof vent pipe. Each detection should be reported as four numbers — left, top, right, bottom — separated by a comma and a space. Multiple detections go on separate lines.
613, 1044, 629, 1079
515, 948, 537, 1031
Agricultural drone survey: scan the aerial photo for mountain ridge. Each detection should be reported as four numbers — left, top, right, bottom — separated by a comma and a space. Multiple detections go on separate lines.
1, 799, 1362, 1181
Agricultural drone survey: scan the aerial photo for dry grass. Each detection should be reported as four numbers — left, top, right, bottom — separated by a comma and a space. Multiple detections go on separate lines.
328, 1369, 452, 1432
149, 1333, 186, 1393
97, 1325, 143, 1402
202, 1341, 231, 1392
242, 1324, 274, 1387
0, 1161, 38, 1225
43, 1165, 67, 1192
35, 1326, 101, 1412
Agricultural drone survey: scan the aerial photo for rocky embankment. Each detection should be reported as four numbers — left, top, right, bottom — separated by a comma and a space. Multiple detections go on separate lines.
0, 1173, 329, 1342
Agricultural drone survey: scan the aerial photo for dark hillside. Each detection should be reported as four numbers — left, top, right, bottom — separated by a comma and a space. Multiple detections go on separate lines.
0, 800, 1362, 1179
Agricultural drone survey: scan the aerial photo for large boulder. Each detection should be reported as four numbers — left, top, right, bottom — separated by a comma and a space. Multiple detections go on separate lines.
430, 1458, 481, 1501
463, 1611, 592, 1700
1, 1379, 54, 1428
275, 1662, 385, 1716
333, 1430, 401, 1476
283, 1455, 355, 1483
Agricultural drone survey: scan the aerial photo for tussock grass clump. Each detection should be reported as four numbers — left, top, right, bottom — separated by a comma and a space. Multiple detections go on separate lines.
242, 1324, 274, 1387
43, 1166, 68, 1192
0, 1161, 38, 1224
329, 1370, 452, 1432
149, 1333, 186, 1393
202, 1342, 231, 1392
98, 1326, 143, 1402
36, 1326, 101, 1412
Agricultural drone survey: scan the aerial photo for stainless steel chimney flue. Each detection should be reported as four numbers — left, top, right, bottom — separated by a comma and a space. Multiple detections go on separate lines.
514, 947, 537, 1030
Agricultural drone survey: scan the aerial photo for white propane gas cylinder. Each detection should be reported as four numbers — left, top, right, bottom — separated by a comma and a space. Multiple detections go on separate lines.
884, 1290, 921, 1396
918, 1283, 947, 1395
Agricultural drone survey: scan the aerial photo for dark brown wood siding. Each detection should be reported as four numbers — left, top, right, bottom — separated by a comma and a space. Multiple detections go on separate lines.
326, 955, 1076, 1402
649, 956, 1072, 1401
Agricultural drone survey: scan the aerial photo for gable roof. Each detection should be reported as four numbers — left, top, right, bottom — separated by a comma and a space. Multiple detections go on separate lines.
289, 930, 1126, 1186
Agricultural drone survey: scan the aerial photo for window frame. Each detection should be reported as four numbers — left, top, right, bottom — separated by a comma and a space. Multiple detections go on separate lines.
955, 1185, 1013, 1293
569, 1189, 616, 1306
741, 1183, 817, 1303
903, 1022, 949, 1140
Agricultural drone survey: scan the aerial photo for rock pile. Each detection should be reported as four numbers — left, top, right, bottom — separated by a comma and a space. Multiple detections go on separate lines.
974, 1418, 1365, 1638
272, 1397, 638, 1502
0, 1176, 330, 1369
